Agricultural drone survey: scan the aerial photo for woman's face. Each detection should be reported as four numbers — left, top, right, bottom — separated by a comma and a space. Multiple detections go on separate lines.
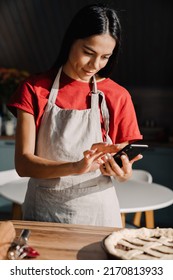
63, 33, 116, 82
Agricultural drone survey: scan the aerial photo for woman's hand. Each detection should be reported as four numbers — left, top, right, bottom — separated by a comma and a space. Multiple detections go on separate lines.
74, 149, 104, 174
91, 142, 120, 154
100, 153, 143, 182
74, 142, 121, 175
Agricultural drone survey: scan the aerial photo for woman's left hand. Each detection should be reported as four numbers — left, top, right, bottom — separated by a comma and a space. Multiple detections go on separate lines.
100, 153, 143, 182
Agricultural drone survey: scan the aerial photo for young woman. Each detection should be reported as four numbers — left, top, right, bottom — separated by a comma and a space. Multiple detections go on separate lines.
8, 4, 142, 227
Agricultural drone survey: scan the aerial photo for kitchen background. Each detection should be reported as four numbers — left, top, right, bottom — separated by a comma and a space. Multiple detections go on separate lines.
0, 0, 173, 226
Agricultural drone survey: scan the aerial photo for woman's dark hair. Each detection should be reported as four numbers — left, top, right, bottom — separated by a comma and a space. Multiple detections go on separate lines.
53, 3, 121, 77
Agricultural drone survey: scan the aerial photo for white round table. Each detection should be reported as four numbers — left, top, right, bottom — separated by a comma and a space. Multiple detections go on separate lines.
1, 178, 173, 227
0, 178, 28, 205
115, 179, 173, 228
0, 178, 28, 219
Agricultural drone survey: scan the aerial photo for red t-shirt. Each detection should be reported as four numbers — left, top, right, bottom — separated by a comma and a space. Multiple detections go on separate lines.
8, 68, 142, 144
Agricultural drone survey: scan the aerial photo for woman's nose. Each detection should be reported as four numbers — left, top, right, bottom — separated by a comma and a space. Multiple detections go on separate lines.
89, 57, 100, 70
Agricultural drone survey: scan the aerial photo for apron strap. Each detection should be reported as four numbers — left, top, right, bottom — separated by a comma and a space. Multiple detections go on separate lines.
91, 76, 111, 143
48, 67, 62, 105
99, 91, 111, 143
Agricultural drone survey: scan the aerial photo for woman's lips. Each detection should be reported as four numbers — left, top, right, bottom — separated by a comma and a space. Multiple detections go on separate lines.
83, 69, 95, 75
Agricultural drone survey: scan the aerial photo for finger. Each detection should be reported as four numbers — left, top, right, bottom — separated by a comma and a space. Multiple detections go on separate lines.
106, 154, 131, 178
83, 148, 98, 157
91, 142, 109, 151
130, 154, 143, 164
100, 156, 132, 181
101, 156, 117, 176
91, 143, 120, 154
107, 153, 123, 173
85, 151, 104, 162
100, 164, 110, 175
120, 155, 132, 174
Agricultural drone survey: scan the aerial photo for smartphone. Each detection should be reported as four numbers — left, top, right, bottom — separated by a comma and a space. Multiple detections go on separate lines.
113, 143, 149, 167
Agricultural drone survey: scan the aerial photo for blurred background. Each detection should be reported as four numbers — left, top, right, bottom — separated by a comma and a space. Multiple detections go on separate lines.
0, 0, 173, 227
0, 0, 173, 138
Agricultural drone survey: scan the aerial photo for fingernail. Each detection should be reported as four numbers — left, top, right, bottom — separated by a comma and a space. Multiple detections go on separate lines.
106, 153, 112, 159
104, 155, 108, 160
121, 155, 126, 159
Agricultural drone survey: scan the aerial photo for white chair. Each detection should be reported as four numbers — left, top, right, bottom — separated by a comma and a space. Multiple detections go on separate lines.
131, 169, 153, 184
122, 169, 153, 227
132, 169, 153, 227
0, 169, 27, 219
0, 169, 19, 215
0, 169, 20, 185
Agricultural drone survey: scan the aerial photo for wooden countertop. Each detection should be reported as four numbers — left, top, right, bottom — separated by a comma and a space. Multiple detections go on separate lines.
5, 220, 118, 260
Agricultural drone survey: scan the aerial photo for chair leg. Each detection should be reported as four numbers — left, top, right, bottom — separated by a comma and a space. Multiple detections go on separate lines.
133, 212, 142, 227
12, 203, 22, 220
145, 210, 154, 228
121, 213, 126, 227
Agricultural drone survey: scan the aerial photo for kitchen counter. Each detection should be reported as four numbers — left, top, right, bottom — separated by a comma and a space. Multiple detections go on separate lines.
3, 220, 117, 260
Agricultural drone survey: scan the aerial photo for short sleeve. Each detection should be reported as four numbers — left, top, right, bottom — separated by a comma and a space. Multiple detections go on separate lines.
7, 80, 37, 117
113, 92, 143, 143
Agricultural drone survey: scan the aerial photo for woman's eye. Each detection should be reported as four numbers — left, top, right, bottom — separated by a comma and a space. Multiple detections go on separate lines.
103, 56, 110, 60
84, 50, 93, 55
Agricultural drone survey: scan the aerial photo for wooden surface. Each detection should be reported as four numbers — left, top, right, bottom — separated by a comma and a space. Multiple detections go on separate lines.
3, 220, 118, 260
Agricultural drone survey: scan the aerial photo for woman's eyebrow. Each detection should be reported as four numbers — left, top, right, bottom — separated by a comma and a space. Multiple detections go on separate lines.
83, 45, 95, 52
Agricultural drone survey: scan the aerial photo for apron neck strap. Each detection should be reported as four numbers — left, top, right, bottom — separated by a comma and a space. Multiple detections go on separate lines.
91, 76, 111, 143
48, 67, 62, 104
92, 75, 97, 93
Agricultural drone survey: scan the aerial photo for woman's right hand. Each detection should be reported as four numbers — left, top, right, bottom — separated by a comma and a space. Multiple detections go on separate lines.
74, 149, 104, 174
74, 142, 124, 175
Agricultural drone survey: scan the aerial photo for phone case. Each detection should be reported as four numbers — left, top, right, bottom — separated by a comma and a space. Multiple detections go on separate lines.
113, 144, 149, 167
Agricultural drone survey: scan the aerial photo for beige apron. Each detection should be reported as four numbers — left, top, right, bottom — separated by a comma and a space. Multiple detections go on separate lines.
23, 68, 122, 227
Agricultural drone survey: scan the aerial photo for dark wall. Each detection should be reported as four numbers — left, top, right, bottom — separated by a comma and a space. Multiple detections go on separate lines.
113, 0, 173, 88
0, 0, 172, 87
0, 0, 173, 139
0, 0, 95, 73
